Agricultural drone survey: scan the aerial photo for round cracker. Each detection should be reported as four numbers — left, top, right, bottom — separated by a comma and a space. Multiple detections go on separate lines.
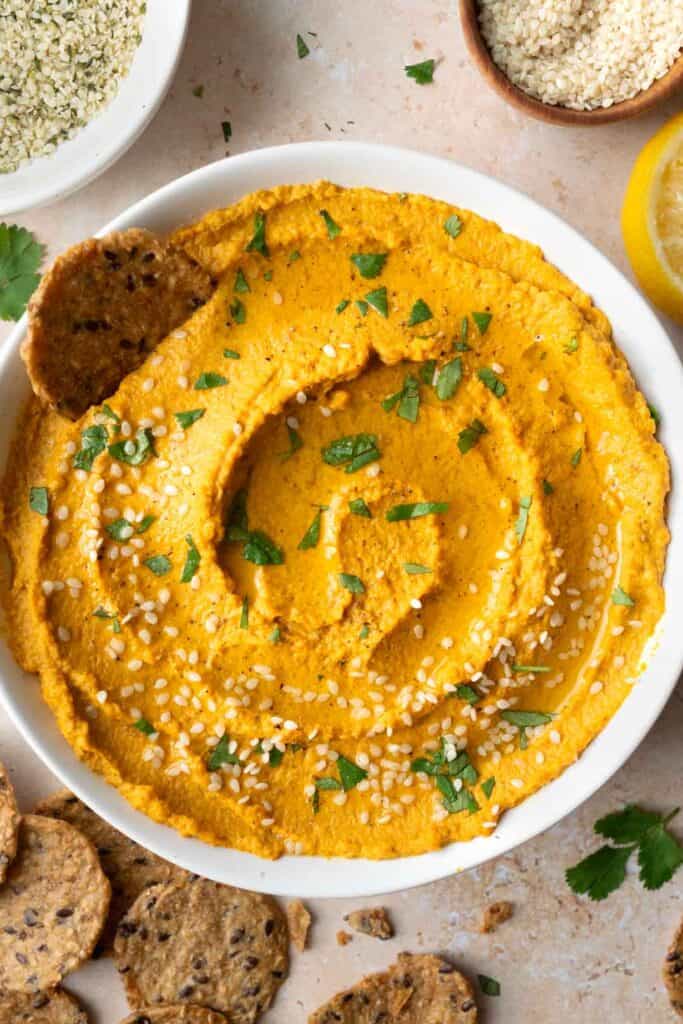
664, 918, 683, 1017
0, 760, 20, 883
118, 1008, 227, 1024
23, 229, 215, 419
34, 790, 186, 955
0, 988, 89, 1023
114, 878, 288, 1024
309, 952, 478, 1024
0, 815, 110, 994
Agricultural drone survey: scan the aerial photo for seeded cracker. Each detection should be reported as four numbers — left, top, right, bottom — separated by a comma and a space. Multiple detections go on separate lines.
0, 760, 19, 883
0, 815, 110, 994
114, 877, 288, 1024
22, 229, 215, 419
309, 953, 478, 1024
344, 906, 394, 940
664, 918, 683, 1017
34, 790, 187, 954
118, 1009, 228, 1024
0, 988, 89, 1023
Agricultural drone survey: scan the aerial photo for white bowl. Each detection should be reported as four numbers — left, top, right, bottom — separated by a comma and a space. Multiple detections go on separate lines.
0, 0, 191, 216
0, 142, 681, 897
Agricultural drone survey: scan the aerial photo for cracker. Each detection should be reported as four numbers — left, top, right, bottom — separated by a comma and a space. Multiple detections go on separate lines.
344, 906, 394, 940
34, 790, 186, 955
0, 815, 110, 994
113, 877, 288, 1024
118, 1009, 227, 1024
0, 760, 19, 884
664, 918, 683, 1017
22, 229, 215, 419
309, 953, 478, 1024
480, 900, 513, 934
0, 988, 89, 1023
286, 900, 312, 952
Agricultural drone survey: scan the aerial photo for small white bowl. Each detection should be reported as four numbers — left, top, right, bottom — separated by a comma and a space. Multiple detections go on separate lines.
0, 0, 191, 216
0, 142, 681, 897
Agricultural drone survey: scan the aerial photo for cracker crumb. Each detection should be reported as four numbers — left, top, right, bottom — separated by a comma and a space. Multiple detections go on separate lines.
344, 905, 394, 940
336, 929, 352, 946
480, 899, 513, 933
286, 898, 312, 952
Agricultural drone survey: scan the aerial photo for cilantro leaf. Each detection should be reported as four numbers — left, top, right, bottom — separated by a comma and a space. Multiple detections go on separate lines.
404, 58, 435, 85
279, 423, 303, 461
144, 554, 171, 576
481, 777, 496, 798
571, 447, 583, 467
180, 534, 201, 583
242, 530, 284, 565
296, 33, 310, 58
246, 211, 268, 256
0, 224, 43, 321
338, 572, 364, 594
365, 285, 388, 318
229, 298, 246, 324
108, 428, 155, 466
298, 508, 324, 550
408, 298, 432, 326
454, 684, 480, 705
351, 253, 387, 279
320, 209, 341, 239
638, 820, 683, 890
175, 408, 205, 430
226, 489, 249, 541
133, 717, 155, 736
337, 754, 368, 791
612, 585, 635, 607
436, 357, 462, 400
444, 214, 463, 238
322, 433, 380, 473
208, 734, 241, 771
478, 366, 506, 398
73, 424, 108, 472
404, 562, 432, 575
29, 486, 48, 516
595, 805, 663, 845
478, 975, 501, 997
234, 268, 250, 293
385, 501, 449, 521
349, 497, 372, 518
221, 121, 232, 142
514, 495, 532, 542
565, 844, 634, 901
194, 372, 227, 390
472, 311, 492, 335
336, 299, 350, 314
458, 418, 487, 454
240, 595, 249, 629
106, 517, 134, 541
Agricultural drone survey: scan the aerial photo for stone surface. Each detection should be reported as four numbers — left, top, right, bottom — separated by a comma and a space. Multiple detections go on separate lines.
0, 2, 681, 1022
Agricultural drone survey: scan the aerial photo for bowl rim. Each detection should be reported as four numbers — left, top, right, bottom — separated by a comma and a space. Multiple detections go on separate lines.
458, 0, 683, 126
0, 140, 681, 897
0, 0, 192, 216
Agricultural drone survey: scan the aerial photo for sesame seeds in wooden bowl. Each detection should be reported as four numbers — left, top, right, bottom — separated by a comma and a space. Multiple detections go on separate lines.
459, 0, 683, 126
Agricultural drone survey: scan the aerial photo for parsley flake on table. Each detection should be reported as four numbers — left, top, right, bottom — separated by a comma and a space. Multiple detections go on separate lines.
566, 805, 683, 900
350, 253, 388, 279
382, 373, 421, 422
322, 433, 380, 473
192, 84, 204, 98
514, 495, 532, 541
180, 534, 201, 582
408, 298, 433, 326
174, 408, 205, 430
458, 418, 487, 454
472, 311, 492, 335
349, 497, 372, 518
0, 223, 43, 321
612, 585, 635, 607
73, 424, 108, 472
109, 427, 155, 466
29, 486, 48, 516
404, 58, 436, 85
444, 214, 463, 238
320, 208, 341, 239
279, 423, 303, 461
246, 211, 269, 256
436, 357, 462, 400
296, 33, 310, 58
338, 572, 364, 594
221, 121, 232, 143
478, 975, 501, 997
144, 554, 171, 576
234, 268, 250, 293
365, 285, 389, 317
386, 501, 449, 521
194, 372, 227, 390
298, 508, 325, 550
478, 366, 506, 397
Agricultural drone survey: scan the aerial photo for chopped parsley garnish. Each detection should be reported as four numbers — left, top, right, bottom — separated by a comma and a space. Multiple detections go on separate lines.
411, 739, 479, 814
364, 285, 388, 318
108, 428, 155, 466
349, 497, 372, 518
382, 373, 420, 422
229, 298, 246, 324
322, 433, 380, 473
240, 595, 249, 629
454, 684, 480, 705
359, 624, 370, 639
336, 299, 350, 314
208, 734, 241, 771
648, 402, 661, 428
29, 486, 48, 516
73, 424, 108, 471
144, 554, 171, 576
436, 357, 462, 400
355, 299, 369, 316
180, 534, 200, 582
444, 214, 463, 238
407, 298, 432, 326
243, 531, 284, 565
298, 508, 325, 550
404, 58, 435, 85
481, 776, 496, 799
223, 349, 241, 359
246, 211, 268, 257
0, 223, 43, 321
256, 740, 285, 767
514, 495, 532, 541
566, 805, 683, 900
501, 708, 553, 750
221, 120, 232, 142
386, 501, 449, 521
100, 404, 121, 431
612, 585, 635, 607
174, 408, 205, 430
136, 515, 155, 534
350, 253, 387, 279
571, 447, 583, 467
279, 423, 303, 461
93, 607, 121, 633
288, 250, 301, 264
234, 268, 250, 293
404, 562, 432, 575
320, 209, 341, 239
106, 517, 133, 541
458, 418, 487, 454
543, 478, 554, 495
472, 311, 492, 335
564, 336, 579, 354
478, 975, 501, 997
133, 717, 155, 736
456, 316, 471, 350
337, 754, 368, 790
226, 489, 249, 541
269, 626, 281, 644
194, 372, 227, 390
338, 572, 364, 594
296, 33, 310, 58
420, 358, 437, 385
478, 366, 506, 397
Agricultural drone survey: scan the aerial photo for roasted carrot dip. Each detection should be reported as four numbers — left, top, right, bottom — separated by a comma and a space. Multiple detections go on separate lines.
0, 184, 669, 859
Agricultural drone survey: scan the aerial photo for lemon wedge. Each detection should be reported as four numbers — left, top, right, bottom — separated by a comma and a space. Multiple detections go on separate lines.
622, 112, 683, 325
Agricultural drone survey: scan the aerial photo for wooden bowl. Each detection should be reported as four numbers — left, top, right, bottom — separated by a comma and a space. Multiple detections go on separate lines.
459, 0, 683, 126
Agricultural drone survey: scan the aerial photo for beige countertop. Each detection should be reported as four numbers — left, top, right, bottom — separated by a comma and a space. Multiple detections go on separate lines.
1, 2, 682, 1021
